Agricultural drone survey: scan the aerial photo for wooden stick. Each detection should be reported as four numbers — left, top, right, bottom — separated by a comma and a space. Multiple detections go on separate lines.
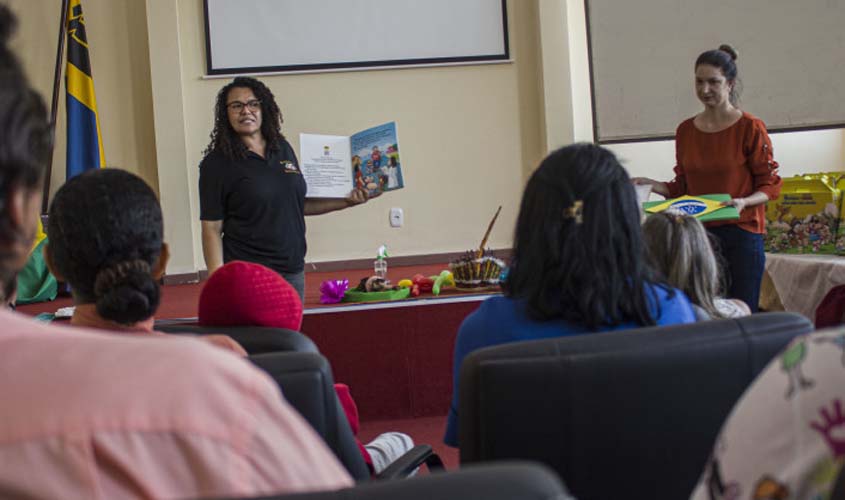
477, 205, 502, 258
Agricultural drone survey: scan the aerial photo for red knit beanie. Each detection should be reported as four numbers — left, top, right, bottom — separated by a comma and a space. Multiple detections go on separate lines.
198, 261, 303, 330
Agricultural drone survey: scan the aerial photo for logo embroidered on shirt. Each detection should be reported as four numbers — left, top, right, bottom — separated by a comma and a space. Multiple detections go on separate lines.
280, 160, 300, 173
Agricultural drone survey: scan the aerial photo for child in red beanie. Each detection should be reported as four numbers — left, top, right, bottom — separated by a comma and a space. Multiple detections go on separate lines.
198, 261, 413, 474
198, 260, 304, 330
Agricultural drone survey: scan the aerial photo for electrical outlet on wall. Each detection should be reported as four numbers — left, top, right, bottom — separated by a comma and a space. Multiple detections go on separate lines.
389, 207, 403, 227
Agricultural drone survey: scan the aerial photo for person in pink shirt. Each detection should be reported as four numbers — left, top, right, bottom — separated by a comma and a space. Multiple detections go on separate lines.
0, 7, 352, 499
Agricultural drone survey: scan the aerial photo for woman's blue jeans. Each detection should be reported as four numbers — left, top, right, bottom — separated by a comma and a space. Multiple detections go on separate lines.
707, 225, 765, 313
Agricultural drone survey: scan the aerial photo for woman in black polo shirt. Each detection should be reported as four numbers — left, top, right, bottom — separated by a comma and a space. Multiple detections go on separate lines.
199, 77, 368, 299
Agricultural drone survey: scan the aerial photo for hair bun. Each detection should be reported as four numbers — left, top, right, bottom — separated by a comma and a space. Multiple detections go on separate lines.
94, 260, 160, 325
718, 44, 738, 61
0, 5, 18, 46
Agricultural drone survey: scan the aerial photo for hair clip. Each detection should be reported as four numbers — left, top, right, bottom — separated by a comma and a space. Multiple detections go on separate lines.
564, 200, 584, 224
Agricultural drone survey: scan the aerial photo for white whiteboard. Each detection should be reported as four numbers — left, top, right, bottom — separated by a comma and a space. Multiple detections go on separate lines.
586, 0, 845, 142
204, 0, 509, 75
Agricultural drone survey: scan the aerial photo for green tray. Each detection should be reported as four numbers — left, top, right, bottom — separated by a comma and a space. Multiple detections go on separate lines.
342, 287, 411, 303
643, 194, 740, 222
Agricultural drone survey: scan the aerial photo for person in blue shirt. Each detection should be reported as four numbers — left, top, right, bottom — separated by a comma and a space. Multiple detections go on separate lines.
444, 143, 696, 447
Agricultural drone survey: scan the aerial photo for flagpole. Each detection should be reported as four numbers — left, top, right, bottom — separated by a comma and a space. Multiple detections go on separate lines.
42, 0, 70, 216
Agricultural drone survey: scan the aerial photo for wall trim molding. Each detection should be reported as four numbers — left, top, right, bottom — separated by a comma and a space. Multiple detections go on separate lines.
162, 248, 512, 285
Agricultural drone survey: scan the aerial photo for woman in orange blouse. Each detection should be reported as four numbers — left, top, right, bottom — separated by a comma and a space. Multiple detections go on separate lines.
634, 45, 782, 312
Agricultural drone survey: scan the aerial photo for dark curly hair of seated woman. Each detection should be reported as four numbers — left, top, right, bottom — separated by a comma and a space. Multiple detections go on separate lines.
44, 168, 167, 326
505, 143, 675, 328
44, 169, 245, 356
443, 143, 697, 447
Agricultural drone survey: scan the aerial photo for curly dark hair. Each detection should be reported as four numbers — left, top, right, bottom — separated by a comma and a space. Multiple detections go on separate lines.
203, 76, 285, 160
0, 5, 52, 301
503, 143, 670, 330
47, 169, 163, 325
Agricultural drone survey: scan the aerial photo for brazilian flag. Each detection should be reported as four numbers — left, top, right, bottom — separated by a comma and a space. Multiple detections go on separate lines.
15, 221, 57, 305
66, 0, 104, 178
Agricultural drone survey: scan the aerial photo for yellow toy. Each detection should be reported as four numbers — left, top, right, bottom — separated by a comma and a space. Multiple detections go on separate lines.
432, 270, 454, 295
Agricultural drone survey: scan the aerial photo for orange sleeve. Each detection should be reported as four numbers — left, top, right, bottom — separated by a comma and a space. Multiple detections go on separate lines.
665, 125, 688, 199
665, 164, 687, 199
746, 119, 782, 200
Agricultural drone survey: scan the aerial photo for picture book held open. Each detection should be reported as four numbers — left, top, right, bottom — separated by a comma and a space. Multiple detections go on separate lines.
300, 121, 404, 198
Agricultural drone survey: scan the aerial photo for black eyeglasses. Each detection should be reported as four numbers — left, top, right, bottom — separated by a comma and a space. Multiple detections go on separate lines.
226, 99, 261, 112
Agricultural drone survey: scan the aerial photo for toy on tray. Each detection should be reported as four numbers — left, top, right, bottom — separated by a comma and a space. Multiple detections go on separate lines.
342, 276, 409, 302
394, 270, 455, 297
319, 279, 349, 304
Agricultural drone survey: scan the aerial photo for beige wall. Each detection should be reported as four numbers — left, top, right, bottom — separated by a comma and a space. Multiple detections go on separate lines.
148, 0, 546, 273
6, 0, 158, 198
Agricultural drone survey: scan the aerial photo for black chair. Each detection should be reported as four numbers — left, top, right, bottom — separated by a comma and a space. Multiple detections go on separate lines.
250, 351, 443, 482
211, 462, 572, 500
458, 312, 813, 500
157, 324, 319, 354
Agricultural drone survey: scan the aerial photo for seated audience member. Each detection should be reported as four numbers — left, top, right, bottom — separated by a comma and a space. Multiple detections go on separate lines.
199, 260, 414, 474
444, 143, 696, 446
43, 168, 245, 356
642, 210, 751, 319
0, 6, 351, 498
690, 329, 845, 499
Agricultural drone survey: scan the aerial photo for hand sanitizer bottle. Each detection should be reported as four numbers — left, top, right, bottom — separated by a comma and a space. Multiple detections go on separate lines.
374, 244, 389, 281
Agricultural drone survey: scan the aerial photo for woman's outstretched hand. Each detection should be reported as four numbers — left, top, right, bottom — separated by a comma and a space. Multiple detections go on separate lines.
345, 187, 375, 207
631, 177, 670, 197
721, 197, 747, 214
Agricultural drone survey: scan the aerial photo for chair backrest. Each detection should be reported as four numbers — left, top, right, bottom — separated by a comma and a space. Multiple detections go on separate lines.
213, 462, 573, 500
815, 284, 845, 329
249, 351, 371, 481
459, 312, 813, 500
156, 324, 319, 354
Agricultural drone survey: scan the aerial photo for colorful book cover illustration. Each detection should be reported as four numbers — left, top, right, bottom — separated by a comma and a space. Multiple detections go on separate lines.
300, 122, 404, 198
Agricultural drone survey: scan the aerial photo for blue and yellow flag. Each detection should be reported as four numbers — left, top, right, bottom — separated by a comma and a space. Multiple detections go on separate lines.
66, 0, 104, 179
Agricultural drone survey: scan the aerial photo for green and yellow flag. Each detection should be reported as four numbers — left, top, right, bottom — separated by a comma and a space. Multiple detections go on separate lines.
645, 195, 725, 218
15, 220, 57, 305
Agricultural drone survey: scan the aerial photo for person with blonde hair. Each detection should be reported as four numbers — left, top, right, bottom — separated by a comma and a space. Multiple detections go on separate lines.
642, 210, 751, 319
